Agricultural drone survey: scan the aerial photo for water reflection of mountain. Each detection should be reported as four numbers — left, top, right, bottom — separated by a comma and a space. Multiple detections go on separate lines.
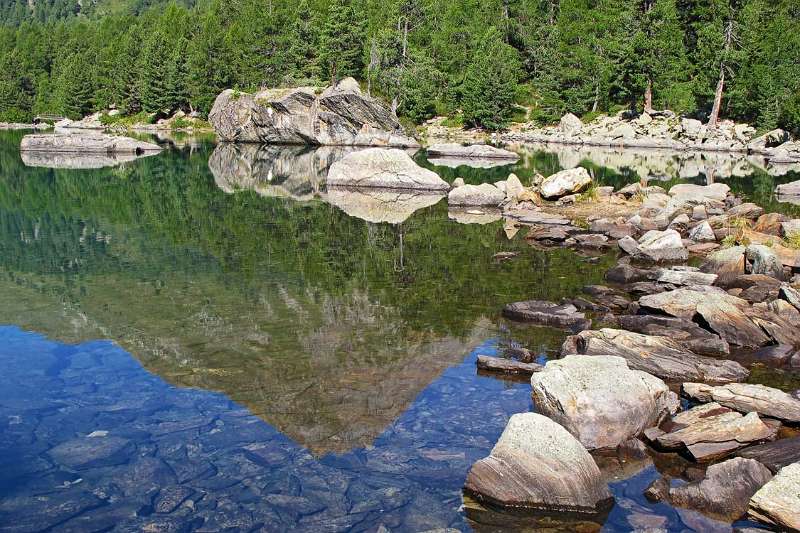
513, 142, 800, 181
0, 136, 609, 454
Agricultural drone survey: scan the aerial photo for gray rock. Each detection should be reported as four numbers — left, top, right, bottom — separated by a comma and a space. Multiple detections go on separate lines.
476, 355, 543, 376
426, 143, 519, 161
209, 78, 419, 147
48, 435, 133, 470
559, 113, 583, 134
633, 229, 688, 262
747, 129, 790, 153
727, 202, 764, 219
562, 328, 748, 384
464, 412, 613, 513
682, 382, 800, 424
503, 300, 591, 331
540, 167, 592, 199
780, 284, 800, 311
20, 133, 162, 154
746, 244, 784, 279
781, 219, 800, 237
326, 148, 448, 191
689, 221, 716, 242
669, 458, 772, 521
775, 179, 800, 196
616, 314, 729, 357
448, 183, 506, 206
530, 355, 678, 450
656, 267, 717, 286
748, 462, 800, 531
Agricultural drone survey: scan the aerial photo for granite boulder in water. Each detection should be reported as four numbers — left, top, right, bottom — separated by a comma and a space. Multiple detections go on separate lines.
20, 133, 162, 154
464, 412, 613, 513
326, 148, 448, 191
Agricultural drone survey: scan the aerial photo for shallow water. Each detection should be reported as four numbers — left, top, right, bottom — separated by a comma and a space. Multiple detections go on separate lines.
0, 130, 797, 531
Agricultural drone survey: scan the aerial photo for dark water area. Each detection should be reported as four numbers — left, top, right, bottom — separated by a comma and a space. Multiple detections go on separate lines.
0, 130, 797, 531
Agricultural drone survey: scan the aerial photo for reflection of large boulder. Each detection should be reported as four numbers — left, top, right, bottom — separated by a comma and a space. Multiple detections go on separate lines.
209, 143, 351, 200
20, 150, 156, 169
327, 148, 449, 190
209, 78, 419, 147
325, 188, 444, 224
20, 133, 162, 154
426, 143, 519, 169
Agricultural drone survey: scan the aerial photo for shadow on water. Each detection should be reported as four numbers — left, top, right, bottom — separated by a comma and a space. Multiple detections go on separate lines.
0, 130, 796, 531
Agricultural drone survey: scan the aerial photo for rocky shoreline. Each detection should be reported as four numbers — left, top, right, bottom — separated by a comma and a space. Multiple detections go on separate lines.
502, 111, 800, 163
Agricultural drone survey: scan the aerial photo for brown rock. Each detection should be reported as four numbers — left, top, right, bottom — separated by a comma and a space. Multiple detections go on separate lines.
503, 300, 591, 331
753, 212, 789, 236
476, 355, 543, 376
616, 315, 729, 357
737, 437, 800, 474
682, 382, 800, 423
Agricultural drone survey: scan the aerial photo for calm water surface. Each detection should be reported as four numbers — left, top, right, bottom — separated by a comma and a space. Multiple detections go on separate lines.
0, 130, 797, 531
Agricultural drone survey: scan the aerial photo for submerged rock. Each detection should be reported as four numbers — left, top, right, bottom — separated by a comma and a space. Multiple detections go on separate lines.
326, 148, 448, 190
326, 188, 445, 224
539, 167, 592, 199
209, 78, 418, 147
668, 457, 772, 522
748, 462, 800, 531
20, 133, 162, 154
20, 150, 156, 169
682, 382, 800, 424
647, 403, 776, 462
530, 355, 678, 450
464, 412, 613, 513
562, 328, 747, 384
476, 355, 543, 376
502, 300, 591, 331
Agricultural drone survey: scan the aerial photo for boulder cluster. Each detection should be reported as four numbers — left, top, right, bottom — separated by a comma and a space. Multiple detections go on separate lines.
504, 111, 800, 163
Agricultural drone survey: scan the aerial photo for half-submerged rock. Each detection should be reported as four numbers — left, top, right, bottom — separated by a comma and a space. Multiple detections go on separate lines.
682, 382, 800, 424
476, 355, 543, 376
426, 143, 519, 161
464, 412, 613, 513
326, 148, 449, 191
562, 328, 748, 384
20, 133, 162, 154
448, 183, 506, 206
668, 457, 773, 522
748, 462, 800, 531
209, 77, 419, 147
502, 300, 591, 331
531, 355, 678, 450
737, 437, 800, 474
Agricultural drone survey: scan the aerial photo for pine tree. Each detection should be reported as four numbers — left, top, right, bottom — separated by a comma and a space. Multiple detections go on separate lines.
319, 0, 366, 84
461, 27, 520, 130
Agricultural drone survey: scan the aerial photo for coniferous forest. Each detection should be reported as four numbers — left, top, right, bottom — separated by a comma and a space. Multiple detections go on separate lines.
0, 0, 798, 133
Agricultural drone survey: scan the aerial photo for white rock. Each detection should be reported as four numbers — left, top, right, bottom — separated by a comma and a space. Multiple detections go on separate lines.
749, 462, 800, 530
448, 183, 506, 206
540, 167, 592, 199
689, 221, 716, 242
326, 148, 449, 191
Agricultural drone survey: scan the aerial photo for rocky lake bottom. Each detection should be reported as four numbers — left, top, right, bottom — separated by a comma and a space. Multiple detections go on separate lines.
1, 130, 799, 532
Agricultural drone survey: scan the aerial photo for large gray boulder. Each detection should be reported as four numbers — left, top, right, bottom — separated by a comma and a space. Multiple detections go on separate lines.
20, 133, 162, 154
540, 167, 592, 199
683, 382, 800, 423
448, 183, 506, 206
559, 113, 583, 134
530, 355, 678, 450
620, 229, 688, 262
464, 412, 613, 513
748, 462, 800, 531
562, 328, 748, 384
209, 78, 419, 147
668, 457, 773, 522
326, 148, 449, 191
746, 244, 784, 279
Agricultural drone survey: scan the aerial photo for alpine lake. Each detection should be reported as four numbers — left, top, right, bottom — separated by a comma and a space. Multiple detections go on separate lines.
1, 129, 799, 532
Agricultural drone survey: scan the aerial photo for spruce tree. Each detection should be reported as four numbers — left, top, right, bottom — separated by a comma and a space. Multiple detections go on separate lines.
319, 0, 366, 84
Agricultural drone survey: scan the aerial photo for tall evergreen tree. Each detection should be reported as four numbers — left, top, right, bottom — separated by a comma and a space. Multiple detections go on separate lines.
319, 0, 366, 84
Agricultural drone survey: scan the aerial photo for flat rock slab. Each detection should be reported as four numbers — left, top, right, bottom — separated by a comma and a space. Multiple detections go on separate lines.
503, 300, 590, 331
683, 382, 800, 423
531, 355, 678, 450
648, 403, 776, 462
48, 435, 133, 470
476, 355, 543, 376
737, 437, 800, 474
562, 328, 748, 384
748, 462, 800, 530
426, 143, 519, 160
668, 457, 773, 522
464, 412, 613, 513
20, 133, 162, 154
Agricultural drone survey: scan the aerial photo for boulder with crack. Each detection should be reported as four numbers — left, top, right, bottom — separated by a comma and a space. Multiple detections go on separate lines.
464, 412, 614, 513
562, 328, 747, 384
530, 355, 679, 450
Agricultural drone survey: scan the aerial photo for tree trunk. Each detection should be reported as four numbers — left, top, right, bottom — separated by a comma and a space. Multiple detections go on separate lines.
708, 68, 724, 129
644, 79, 653, 114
